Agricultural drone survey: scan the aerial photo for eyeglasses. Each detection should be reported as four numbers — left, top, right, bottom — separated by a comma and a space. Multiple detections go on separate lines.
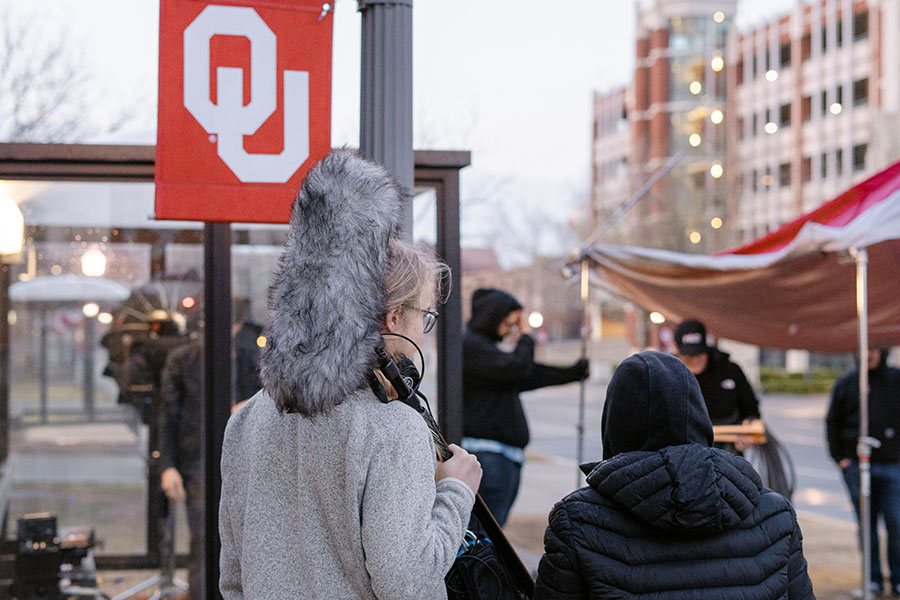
408, 307, 439, 333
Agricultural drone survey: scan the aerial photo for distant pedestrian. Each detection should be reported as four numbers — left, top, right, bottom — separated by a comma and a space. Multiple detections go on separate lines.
827, 348, 900, 597
462, 288, 589, 526
159, 297, 260, 600
674, 318, 760, 452
534, 351, 815, 600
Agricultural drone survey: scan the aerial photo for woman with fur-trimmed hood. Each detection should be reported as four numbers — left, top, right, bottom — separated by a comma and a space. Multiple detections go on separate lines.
219, 151, 482, 599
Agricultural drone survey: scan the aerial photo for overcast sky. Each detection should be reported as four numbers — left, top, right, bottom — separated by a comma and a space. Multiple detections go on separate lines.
3, 0, 798, 264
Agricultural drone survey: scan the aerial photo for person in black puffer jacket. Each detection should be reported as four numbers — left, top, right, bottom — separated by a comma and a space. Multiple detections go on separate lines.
462, 288, 589, 526
534, 351, 814, 600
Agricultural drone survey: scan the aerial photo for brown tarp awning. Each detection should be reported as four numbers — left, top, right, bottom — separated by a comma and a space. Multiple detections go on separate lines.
581, 161, 900, 353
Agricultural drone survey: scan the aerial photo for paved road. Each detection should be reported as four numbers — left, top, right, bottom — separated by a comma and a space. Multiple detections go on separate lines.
518, 381, 854, 524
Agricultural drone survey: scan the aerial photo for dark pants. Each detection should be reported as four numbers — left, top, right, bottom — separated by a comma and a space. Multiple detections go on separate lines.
473, 451, 521, 527
841, 461, 900, 589
184, 475, 205, 600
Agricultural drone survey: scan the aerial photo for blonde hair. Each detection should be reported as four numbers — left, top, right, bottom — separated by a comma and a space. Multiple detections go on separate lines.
384, 240, 450, 316
375, 240, 450, 401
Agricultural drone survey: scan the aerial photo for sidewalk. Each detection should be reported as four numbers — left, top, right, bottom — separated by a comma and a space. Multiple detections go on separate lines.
505, 453, 865, 599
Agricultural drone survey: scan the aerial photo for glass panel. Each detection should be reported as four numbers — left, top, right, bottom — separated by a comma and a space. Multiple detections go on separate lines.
1, 181, 191, 564
668, 16, 706, 50
669, 55, 706, 102
670, 108, 705, 148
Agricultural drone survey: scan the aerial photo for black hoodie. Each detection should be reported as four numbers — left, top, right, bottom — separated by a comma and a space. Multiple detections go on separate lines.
534, 352, 815, 600
462, 288, 588, 448
826, 350, 900, 463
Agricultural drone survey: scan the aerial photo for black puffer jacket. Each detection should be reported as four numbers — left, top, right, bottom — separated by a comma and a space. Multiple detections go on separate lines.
534, 352, 814, 600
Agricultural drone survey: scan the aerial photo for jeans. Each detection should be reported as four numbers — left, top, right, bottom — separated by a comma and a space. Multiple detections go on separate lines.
841, 461, 900, 589
473, 451, 521, 527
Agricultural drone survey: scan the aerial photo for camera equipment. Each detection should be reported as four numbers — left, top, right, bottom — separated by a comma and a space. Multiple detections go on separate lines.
13, 513, 102, 600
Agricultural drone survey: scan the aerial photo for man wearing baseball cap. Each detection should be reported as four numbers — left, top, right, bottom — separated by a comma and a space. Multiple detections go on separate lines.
674, 319, 760, 452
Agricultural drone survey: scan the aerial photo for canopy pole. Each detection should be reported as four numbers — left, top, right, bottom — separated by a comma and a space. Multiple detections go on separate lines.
852, 246, 874, 600
576, 257, 590, 488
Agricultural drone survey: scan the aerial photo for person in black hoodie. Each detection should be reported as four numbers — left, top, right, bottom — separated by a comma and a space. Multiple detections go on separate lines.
827, 348, 900, 597
462, 288, 589, 526
534, 351, 814, 600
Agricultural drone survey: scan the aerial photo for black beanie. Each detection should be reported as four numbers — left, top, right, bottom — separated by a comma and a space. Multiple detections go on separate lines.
601, 351, 713, 459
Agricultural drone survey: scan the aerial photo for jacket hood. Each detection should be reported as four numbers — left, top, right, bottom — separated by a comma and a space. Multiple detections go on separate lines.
601, 351, 713, 460
467, 288, 522, 341
260, 150, 404, 416
586, 444, 763, 534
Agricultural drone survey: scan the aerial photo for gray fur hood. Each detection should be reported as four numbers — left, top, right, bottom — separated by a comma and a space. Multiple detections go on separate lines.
260, 150, 404, 416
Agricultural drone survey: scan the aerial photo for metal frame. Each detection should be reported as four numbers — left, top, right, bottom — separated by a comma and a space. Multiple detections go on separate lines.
0, 143, 467, 577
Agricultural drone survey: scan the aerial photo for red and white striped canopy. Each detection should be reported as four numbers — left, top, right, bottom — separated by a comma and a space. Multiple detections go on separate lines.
582, 160, 900, 352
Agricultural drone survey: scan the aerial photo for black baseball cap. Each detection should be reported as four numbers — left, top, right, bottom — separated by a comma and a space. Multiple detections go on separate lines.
674, 319, 708, 355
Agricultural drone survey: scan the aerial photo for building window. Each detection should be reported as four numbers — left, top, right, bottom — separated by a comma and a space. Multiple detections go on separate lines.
822, 23, 844, 51
802, 96, 811, 121
779, 162, 791, 187
780, 43, 791, 68
822, 21, 844, 53
765, 50, 771, 72
737, 116, 745, 141
801, 34, 811, 61
752, 54, 758, 78
736, 61, 744, 85
853, 144, 868, 171
802, 156, 812, 182
821, 90, 829, 115
752, 113, 758, 136
821, 152, 828, 179
752, 169, 758, 192
854, 78, 869, 105
853, 11, 868, 41
669, 16, 707, 50
692, 171, 705, 190
765, 108, 772, 124
837, 85, 843, 105
780, 103, 791, 127
836, 149, 844, 176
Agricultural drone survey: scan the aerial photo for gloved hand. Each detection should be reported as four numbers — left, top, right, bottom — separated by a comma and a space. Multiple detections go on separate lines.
574, 358, 590, 380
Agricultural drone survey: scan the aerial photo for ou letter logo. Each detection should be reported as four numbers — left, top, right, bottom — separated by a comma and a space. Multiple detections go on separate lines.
183, 5, 309, 183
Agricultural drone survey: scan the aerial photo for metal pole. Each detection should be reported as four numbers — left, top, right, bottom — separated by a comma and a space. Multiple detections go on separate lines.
436, 173, 463, 445
0, 264, 9, 463
854, 246, 873, 600
576, 257, 590, 488
204, 222, 231, 600
39, 306, 48, 424
83, 315, 95, 421
358, 0, 414, 238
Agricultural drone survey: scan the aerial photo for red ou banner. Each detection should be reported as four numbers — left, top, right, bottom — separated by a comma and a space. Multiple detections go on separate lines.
155, 0, 333, 223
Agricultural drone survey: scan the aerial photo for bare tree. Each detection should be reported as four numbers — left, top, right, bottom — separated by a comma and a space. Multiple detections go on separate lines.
0, 6, 133, 142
